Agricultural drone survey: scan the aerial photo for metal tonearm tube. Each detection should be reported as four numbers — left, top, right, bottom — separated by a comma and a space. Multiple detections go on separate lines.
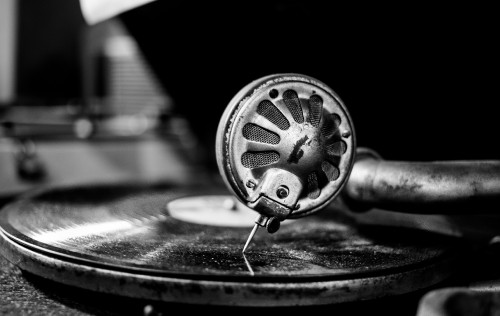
345, 148, 500, 214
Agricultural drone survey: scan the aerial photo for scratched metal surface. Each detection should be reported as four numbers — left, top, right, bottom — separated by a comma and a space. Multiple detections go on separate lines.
0, 183, 460, 281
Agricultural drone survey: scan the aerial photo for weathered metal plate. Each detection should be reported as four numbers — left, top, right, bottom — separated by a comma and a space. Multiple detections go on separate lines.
0, 183, 462, 306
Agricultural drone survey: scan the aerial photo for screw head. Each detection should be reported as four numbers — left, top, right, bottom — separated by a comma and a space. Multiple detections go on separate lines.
276, 186, 289, 199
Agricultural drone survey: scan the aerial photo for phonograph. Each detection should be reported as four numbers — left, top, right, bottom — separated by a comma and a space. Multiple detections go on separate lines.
2, 74, 500, 315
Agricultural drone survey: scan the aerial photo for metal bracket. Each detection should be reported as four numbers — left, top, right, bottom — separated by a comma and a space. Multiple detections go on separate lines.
248, 168, 303, 220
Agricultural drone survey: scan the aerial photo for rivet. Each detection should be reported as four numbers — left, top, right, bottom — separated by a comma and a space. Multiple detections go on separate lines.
269, 89, 279, 99
246, 180, 256, 189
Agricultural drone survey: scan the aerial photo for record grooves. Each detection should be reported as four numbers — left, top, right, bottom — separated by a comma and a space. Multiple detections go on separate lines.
0, 183, 462, 306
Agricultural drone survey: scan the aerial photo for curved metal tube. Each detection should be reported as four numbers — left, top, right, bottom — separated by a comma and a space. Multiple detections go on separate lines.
344, 150, 500, 214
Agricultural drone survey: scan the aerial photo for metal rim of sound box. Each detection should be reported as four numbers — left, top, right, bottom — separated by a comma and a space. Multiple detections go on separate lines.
216, 73, 356, 219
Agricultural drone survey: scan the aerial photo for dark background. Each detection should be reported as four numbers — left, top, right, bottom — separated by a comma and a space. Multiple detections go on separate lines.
15, 1, 499, 167
15, 0, 84, 104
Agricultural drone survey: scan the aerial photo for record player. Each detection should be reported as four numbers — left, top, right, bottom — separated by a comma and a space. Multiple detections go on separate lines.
2, 73, 500, 316
2, 2, 500, 314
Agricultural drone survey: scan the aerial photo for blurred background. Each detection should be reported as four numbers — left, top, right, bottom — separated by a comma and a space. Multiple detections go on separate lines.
0, 0, 498, 202
0, 0, 210, 202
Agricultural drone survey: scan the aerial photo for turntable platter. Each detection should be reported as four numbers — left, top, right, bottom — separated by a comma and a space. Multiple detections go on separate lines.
0, 183, 461, 306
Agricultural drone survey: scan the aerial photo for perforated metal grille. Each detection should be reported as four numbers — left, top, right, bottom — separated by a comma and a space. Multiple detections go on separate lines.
257, 100, 290, 130
308, 95, 323, 127
242, 123, 280, 144
241, 151, 280, 169
321, 113, 341, 138
307, 172, 320, 199
325, 141, 347, 157
283, 90, 304, 123
322, 161, 340, 181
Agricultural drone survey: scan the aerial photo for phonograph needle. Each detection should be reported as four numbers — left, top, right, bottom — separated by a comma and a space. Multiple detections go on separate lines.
243, 215, 271, 253
242, 223, 259, 253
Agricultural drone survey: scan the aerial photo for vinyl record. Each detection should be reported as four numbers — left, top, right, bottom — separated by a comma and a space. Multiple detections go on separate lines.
0, 183, 461, 306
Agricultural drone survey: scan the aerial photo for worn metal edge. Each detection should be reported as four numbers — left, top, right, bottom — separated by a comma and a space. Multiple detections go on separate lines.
0, 229, 457, 306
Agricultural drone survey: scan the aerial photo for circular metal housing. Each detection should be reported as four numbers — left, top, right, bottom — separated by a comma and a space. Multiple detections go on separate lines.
216, 74, 356, 218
